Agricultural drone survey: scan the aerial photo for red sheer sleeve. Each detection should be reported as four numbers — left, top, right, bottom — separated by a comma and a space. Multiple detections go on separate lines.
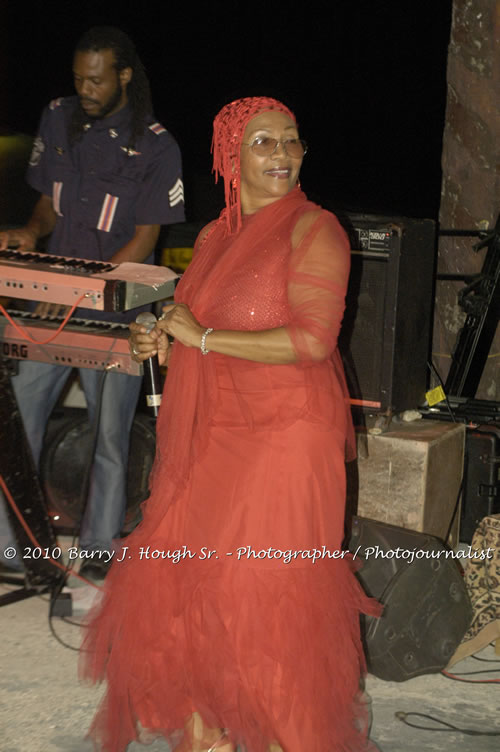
287, 210, 356, 459
287, 210, 350, 363
192, 220, 218, 259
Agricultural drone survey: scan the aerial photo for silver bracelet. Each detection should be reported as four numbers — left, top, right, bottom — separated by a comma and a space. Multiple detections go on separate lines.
200, 327, 214, 355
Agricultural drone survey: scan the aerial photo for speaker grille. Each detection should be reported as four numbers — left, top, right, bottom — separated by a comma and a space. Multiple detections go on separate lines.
338, 214, 436, 414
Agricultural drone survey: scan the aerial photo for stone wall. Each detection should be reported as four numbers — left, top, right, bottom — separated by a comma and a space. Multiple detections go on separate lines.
435, 0, 500, 399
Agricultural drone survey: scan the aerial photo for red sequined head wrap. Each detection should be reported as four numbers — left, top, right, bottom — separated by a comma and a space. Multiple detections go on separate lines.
211, 96, 296, 234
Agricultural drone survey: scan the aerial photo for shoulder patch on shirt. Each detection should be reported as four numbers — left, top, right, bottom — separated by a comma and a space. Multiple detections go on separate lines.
29, 136, 45, 167
49, 97, 64, 110
149, 122, 167, 135
169, 178, 184, 207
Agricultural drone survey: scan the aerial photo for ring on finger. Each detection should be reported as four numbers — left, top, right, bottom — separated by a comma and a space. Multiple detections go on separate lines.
132, 346, 140, 356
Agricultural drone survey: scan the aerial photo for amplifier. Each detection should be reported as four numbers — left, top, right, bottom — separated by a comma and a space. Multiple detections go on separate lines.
338, 214, 436, 414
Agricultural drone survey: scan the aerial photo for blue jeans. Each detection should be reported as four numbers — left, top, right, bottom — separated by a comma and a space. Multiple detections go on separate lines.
8, 361, 142, 554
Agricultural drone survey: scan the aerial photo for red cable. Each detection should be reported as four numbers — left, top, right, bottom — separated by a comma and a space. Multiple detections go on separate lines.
442, 669, 500, 684
0, 296, 87, 345
0, 473, 101, 590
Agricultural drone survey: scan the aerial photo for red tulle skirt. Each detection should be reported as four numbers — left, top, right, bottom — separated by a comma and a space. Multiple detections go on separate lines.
81, 383, 380, 751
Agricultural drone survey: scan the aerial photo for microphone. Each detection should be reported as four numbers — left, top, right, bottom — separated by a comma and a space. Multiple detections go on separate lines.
135, 311, 162, 417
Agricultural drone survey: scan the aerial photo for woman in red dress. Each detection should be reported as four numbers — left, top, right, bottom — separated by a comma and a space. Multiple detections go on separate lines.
82, 96, 380, 752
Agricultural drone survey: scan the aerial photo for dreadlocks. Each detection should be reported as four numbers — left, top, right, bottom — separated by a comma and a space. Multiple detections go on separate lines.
69, 26, 153, 150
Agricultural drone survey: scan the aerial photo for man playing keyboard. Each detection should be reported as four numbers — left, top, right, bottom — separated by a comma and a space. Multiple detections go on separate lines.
0, 26, 184, 580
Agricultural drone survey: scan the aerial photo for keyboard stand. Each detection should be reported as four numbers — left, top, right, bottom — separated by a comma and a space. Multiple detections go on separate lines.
0, 356, 61, 607
441, 215, 500, 398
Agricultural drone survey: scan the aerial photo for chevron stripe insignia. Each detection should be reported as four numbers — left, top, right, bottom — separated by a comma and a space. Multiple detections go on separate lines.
168, 178, 184, 207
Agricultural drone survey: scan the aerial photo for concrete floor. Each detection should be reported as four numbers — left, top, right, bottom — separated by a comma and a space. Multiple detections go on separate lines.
1, 547, 499, 752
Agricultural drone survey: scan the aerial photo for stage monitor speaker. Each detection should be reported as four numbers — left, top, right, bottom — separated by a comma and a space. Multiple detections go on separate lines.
40, 408, 156, 533
338, 214, 436, 415
347, 516, 472, 681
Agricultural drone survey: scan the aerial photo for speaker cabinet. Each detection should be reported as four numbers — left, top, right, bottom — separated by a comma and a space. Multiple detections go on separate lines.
338, 215, 436, 414
348, 516, 472, 681
40, 407, 156, 533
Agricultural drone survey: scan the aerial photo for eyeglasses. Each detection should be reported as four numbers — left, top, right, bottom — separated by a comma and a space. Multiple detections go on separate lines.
241, 137, 308, 158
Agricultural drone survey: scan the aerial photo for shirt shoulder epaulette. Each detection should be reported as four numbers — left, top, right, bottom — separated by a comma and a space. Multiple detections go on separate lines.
149, 122, 167, 136
49, 97, 64, 110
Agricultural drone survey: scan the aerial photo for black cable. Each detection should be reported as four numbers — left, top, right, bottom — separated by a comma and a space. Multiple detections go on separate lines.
471, 654, 500, 663
426, 358, 466, 544
61, 614, 88, 627
444, 473, 463, 545
441, 670, 500, 685
47, 608, 81, 651
395, 711, 500, 736
426, 359, 457, 423
33, 590, 81, 651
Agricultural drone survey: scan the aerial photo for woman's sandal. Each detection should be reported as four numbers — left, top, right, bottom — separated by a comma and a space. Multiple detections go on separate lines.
206, 728, 233, 751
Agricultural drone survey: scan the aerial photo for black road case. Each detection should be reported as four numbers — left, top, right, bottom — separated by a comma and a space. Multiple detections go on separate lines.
461, 424, 500, 543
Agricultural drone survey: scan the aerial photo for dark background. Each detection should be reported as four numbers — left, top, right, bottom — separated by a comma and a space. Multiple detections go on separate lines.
5, 1, 453, 223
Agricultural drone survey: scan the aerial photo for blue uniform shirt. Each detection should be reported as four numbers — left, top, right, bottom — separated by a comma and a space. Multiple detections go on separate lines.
26, 96, 185, 321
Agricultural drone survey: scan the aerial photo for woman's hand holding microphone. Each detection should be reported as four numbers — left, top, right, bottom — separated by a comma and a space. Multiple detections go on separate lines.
129, 303, 204, 365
